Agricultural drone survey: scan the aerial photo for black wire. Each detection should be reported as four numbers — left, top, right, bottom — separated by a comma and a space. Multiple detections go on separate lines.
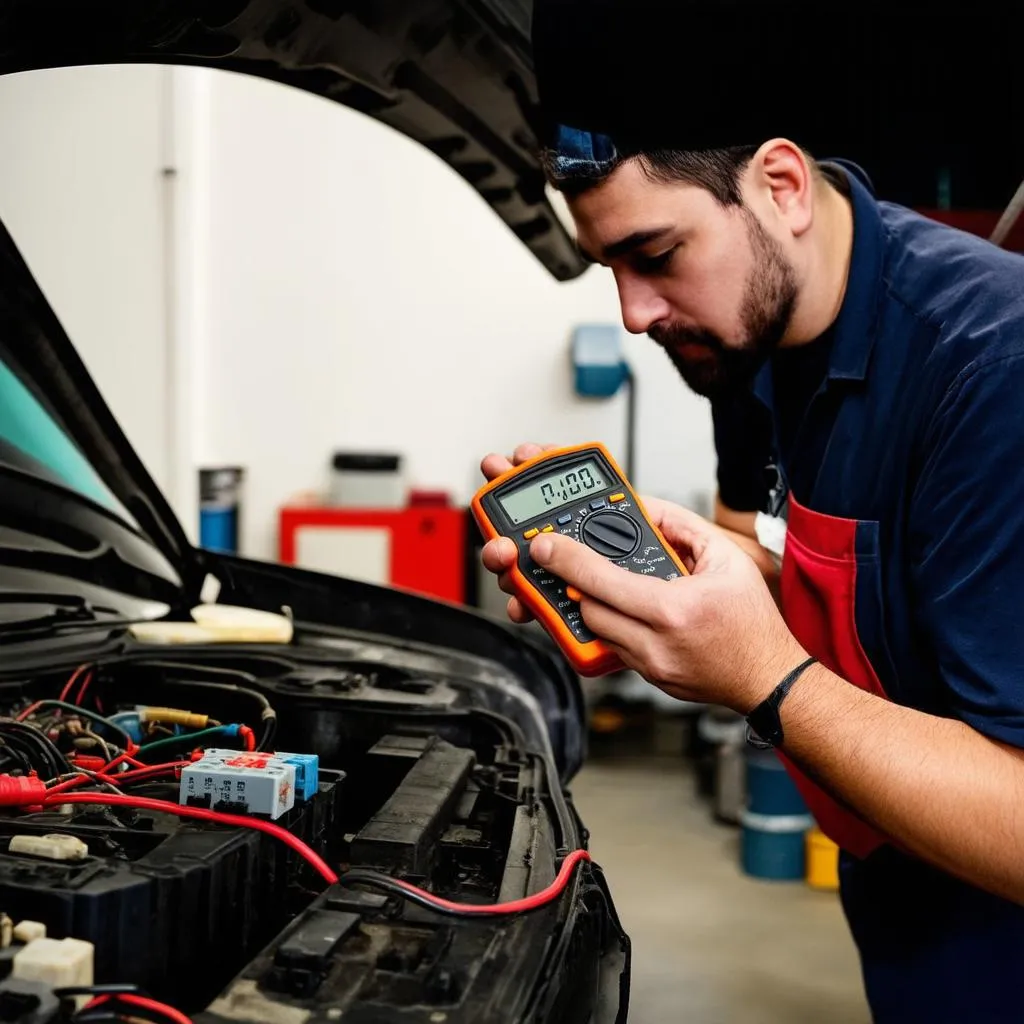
74, 995, 188, 1024
0, 721, 68, 777
117, 667, 277, 751
0, 736, 33, 774
337, 868, 575, 919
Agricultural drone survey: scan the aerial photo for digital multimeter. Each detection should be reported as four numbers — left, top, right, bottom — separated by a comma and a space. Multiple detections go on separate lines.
472, 442, 689, 676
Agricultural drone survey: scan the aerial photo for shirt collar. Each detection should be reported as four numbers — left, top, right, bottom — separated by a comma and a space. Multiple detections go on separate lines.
752, 160, 886, 410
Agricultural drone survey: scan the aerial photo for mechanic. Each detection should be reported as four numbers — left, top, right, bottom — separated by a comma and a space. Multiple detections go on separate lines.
479, 2, 1024, 1020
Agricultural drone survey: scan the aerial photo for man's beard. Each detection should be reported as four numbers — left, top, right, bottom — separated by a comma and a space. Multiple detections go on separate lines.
649, 210, 798, 399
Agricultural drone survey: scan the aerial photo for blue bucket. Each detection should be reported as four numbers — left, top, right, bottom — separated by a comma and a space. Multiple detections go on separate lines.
745, 748, 808, 816
740, 809, 813, 880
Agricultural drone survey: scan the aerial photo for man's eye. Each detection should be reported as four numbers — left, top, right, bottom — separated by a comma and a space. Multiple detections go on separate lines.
635, 246, 678, 274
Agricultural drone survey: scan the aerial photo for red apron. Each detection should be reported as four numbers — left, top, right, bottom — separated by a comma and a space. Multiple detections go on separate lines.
776, 493, 890, 860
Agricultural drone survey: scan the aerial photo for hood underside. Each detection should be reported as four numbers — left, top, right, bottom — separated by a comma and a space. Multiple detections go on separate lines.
0, 0, 587, 282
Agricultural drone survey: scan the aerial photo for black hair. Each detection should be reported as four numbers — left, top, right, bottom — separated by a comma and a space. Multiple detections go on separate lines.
541, 143, 760, 205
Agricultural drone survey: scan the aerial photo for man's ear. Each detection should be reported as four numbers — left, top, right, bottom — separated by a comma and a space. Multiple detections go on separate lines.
749, 139, 815, 238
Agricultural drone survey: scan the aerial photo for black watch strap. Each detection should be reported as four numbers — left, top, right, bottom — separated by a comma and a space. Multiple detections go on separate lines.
745, 656, 818, 750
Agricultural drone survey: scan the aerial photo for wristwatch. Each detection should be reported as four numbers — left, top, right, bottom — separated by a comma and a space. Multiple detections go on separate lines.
745, 657, 818, 749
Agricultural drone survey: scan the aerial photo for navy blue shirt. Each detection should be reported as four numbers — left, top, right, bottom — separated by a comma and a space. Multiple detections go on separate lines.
714, 164, 1024, 1021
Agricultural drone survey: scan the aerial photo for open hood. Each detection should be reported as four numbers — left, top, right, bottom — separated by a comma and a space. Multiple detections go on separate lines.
0, 0, 591, 602
0, 0, 586, 282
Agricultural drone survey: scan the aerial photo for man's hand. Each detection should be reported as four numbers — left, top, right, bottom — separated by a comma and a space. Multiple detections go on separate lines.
478, 443, 805, 712
529, 506, 803, 712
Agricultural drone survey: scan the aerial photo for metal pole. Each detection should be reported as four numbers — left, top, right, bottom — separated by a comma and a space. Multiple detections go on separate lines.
990, 177, 1024, 248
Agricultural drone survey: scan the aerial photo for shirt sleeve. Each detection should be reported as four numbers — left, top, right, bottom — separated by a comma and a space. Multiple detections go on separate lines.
909, 353, 1024, 747
710, 394, 773, 513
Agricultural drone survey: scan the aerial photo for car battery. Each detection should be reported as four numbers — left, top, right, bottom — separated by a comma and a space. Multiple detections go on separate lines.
180, 750, 297, 820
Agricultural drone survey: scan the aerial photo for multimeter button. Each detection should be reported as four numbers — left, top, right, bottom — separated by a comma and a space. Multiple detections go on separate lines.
581, 510, 642, 559
565, 586, 583, 603
557, 513, 573, 525
609, 493, 626, 503
542, 525, 555, 533
523, 528, 540, 540
590, 500, 607, 511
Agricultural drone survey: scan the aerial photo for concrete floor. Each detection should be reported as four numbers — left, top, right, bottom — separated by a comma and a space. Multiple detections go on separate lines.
571, 753, 871, 1024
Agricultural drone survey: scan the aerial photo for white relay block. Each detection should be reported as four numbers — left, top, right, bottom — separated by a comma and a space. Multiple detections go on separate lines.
179, 749, 296, 820
13, 936, 94, 991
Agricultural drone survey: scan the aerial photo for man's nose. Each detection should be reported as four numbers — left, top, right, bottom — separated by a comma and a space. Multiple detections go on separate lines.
615, 274, 672, 336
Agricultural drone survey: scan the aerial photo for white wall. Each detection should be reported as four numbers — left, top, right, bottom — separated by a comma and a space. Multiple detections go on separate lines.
0, 65, 175, 499
199, 70, 717, 561
0, 64, 718, 565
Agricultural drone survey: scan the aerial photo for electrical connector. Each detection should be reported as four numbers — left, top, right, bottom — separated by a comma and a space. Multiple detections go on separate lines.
274, 753, 319, 801
12, 937, 93, 994
11, 921, 45, 944
10, 835, 88, 863
179, 750, 296, 820
138, 707, 210, 730
0, 777, 46, 807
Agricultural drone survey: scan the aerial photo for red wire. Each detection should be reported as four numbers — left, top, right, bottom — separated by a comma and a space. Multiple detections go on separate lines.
15, 701, 43, 722
46, 761, 191, 796
58, 664, 90, 704
36, 795, 589, 917
239, 725, 256, 752
40, 792, 340, 885
74, 669, 95, 707
86, 993, 192, 1024
374, 849, 593, 915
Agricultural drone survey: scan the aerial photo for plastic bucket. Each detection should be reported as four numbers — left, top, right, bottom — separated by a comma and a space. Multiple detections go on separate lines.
806, 827, 840, 890
745, 748, 808, 816
740, 810, 813, 880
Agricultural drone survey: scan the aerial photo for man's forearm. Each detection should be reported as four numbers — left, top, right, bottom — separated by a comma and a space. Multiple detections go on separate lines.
781, 663, 1024, 904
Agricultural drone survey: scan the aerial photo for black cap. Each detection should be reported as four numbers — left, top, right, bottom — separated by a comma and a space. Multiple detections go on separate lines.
529, 1, 1009, 174
531, 0, 790, 155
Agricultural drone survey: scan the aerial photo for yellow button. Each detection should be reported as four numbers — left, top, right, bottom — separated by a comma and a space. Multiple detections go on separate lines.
542, 525, 555, 533
566, 586, 583, 603
609, 492, 626, 503
523, 528, 540, 540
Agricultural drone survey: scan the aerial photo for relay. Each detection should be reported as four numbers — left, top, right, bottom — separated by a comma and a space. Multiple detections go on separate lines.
181, 750, 296, 819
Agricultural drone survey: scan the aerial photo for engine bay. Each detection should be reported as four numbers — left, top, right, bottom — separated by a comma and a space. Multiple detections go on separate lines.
0, 640, 627, 1024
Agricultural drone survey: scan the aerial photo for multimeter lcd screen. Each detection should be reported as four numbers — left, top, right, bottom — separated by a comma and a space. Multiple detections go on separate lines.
499, 460, 609, 524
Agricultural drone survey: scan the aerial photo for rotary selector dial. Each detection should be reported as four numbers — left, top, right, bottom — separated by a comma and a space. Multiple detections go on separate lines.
580, 510, 642, 559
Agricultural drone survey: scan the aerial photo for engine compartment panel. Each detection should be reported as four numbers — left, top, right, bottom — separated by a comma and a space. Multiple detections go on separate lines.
0, 641, 628, 1023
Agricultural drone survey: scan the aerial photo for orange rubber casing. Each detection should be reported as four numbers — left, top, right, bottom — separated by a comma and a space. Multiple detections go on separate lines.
471, 442, 689, 677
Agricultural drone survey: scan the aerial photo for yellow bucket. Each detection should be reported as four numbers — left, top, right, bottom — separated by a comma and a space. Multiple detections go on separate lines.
806, 827, 840, 891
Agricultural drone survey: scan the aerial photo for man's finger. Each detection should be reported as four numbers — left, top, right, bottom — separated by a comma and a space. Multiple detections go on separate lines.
578, 595, 649, 650
512, 442, 556, 465
528, 533, 671, 622
481, 453, 514, 481
482, 537, 518, 574
506, 596, 533, 624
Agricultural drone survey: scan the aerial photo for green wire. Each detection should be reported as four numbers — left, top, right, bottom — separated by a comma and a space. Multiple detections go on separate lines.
137, 726, 230, 756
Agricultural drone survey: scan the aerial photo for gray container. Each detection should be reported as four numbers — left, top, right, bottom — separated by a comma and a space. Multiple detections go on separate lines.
714, 740, 747, 824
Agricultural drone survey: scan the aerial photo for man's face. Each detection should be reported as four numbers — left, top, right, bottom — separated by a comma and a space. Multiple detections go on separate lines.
568, 159, 799, 398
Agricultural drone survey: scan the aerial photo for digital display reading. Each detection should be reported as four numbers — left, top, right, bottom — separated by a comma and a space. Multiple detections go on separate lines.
498, 459, 609, 525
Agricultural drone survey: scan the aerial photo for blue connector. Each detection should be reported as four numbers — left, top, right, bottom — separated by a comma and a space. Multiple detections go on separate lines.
275, 752, 319, 801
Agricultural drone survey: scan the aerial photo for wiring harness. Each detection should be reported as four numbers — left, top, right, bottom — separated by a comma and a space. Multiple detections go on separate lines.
3, 661, 595, 925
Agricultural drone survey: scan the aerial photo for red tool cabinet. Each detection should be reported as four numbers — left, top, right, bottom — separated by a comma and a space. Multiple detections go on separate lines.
278, 505, 467, 605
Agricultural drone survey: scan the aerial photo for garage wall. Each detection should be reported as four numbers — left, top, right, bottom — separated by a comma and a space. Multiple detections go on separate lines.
0, 65, 718, 565
198, 70, 717, 561
0, 65, 175, 501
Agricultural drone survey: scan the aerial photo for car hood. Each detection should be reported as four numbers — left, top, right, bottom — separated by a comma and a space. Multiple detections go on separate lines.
0, 0, 589, 600
0, 0, 584, 282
